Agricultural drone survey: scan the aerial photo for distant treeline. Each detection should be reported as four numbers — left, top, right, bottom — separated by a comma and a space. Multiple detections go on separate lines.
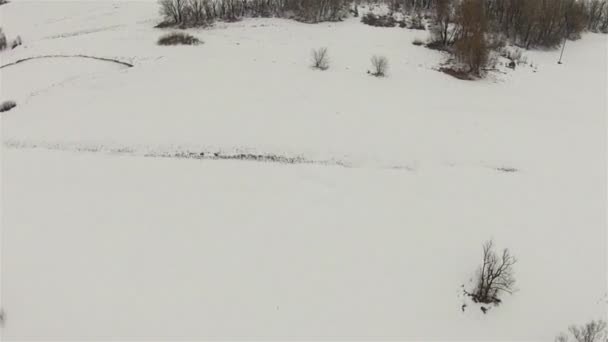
158, 0, 349, 25
425, 0, 608, 48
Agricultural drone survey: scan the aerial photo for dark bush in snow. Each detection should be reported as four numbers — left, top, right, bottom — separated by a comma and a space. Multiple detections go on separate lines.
370, 55, 388, 77
0, 28, 6, 50
471, 240, 516, 305
158, 32, 201, 45
361, 12, 397, 27
0, 0, 7, 6
0, 100, 16, 113
439, 67, 474, 80
10, 35, 21, 49
311, 47, 329, 70
412, 38, 424, 46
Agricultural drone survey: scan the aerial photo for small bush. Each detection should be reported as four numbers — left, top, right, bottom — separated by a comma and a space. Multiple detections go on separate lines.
370, 55, 388, 77
0, 100, 16, 113
0, 29, 6, 50
311, 47, 329, 70
412, 38, 424, 46
157, 32, 201, 46
10, 35, 21, 49
471, 240, 516, 304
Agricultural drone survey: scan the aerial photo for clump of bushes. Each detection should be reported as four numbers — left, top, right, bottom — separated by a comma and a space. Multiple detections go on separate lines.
361, 12, 398, 27
157, 32, 202, 45
10, 36, 21, 49
0, 100, 16, 113
0, 28, 6, 50
311, 47, 329, 70
0, 28, 23, 51
370, 55, 388, 77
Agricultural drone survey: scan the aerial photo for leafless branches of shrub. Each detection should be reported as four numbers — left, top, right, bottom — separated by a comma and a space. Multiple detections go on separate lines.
0, 28, 6, 51
569, 320, 607, 342
370, 55, 388, 77
311, 47, 329, 70
472, 240, 517, 304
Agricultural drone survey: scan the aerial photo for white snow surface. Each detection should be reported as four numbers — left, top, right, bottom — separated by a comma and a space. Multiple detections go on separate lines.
0, 1, 606, 340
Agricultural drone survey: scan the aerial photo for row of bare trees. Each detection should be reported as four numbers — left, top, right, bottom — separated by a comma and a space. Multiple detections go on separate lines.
431, 0, 608, 48
425, 0, 608, 75
158, 0, 349, 26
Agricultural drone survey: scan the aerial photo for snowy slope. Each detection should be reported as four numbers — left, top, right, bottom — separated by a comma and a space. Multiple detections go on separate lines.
1, 1, 606, 340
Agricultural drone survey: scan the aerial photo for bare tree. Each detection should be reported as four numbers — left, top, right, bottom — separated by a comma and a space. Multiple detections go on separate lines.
311, 47, 330, 70
569, 321, 607, 342
431, 0, 455, 46
473, 240, 517, 304
370, 55, 388, 77
159, 0, 186, 24
556, 332, 570, 342
453, 0, 489, 75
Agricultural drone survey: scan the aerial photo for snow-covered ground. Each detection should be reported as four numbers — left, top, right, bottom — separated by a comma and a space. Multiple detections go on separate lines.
1, 1, 606, 340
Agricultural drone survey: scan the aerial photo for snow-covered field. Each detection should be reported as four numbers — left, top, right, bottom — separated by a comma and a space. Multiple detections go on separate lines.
1, 1, 606, 340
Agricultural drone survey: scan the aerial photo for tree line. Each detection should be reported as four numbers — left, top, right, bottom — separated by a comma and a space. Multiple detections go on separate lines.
158, 0, 349, 26
424, 0, 608, 74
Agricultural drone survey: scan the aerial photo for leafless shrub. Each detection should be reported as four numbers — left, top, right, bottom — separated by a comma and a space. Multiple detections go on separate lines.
555, 332, 570, 342
311, 47, 329, 70
10, 35, 21, 49
0, 28, 6, 50
568, 320, 607, 342
472, 240, 517, 304
0, 100, 16, 113
157, 32, 201, 45
370, 55, 388, 77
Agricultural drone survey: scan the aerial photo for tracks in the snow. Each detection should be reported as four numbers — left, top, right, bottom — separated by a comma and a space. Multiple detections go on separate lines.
3, 140, 519, 173
0, 54, 134, 69
3, 140, 358, 169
